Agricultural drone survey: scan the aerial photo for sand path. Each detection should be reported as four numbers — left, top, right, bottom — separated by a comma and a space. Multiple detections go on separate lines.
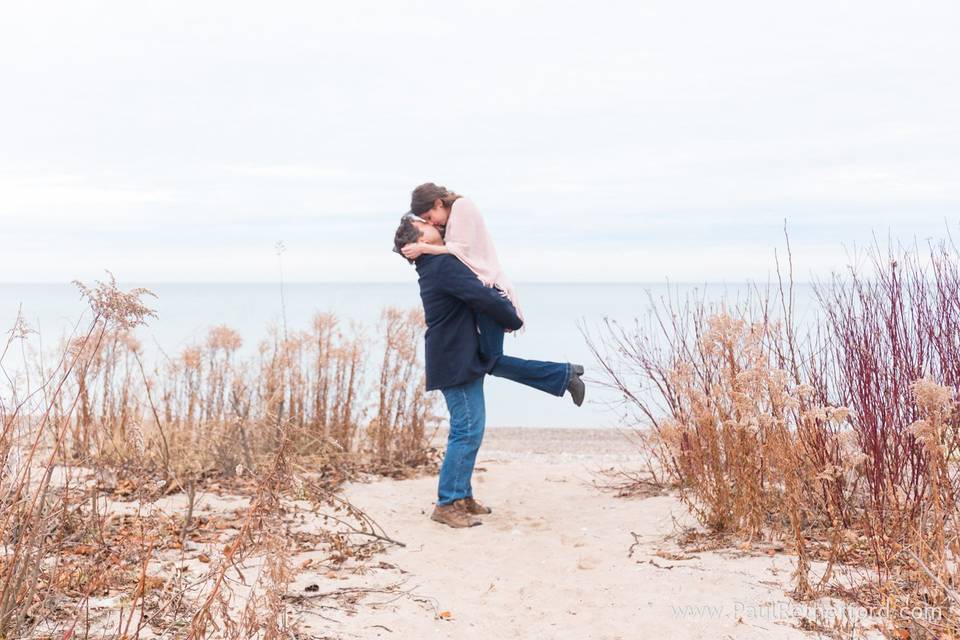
294, 428, 840, 640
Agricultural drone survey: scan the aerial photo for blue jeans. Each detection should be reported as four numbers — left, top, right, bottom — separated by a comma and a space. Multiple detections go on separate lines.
435, 316, 571, 506
437, 375, 486, 505
477, 312, 569, 397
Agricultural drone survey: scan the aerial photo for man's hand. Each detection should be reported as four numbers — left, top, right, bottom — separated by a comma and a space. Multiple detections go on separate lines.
401, 242, 427, 260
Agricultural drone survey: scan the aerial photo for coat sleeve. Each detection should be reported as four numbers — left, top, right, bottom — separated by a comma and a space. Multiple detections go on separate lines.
438, 257, 524, 331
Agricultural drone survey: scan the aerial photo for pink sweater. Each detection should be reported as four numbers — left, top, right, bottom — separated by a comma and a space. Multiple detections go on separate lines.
444, 197, 525, 325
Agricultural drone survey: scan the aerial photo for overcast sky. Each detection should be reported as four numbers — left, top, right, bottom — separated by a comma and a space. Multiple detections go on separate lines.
1, 0, 958, 283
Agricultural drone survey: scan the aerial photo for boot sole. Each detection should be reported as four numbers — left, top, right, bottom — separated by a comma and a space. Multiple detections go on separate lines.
430, 512, 482, 528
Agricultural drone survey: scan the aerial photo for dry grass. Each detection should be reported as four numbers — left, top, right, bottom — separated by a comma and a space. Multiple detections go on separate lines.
587, 237, 960, 638
0, 272, 440, 639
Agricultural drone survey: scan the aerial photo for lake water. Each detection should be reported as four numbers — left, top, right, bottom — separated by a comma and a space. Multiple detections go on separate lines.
0, 282, 820, 428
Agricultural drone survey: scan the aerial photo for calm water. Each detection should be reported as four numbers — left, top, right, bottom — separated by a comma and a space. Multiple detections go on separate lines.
0, 282, 820, 428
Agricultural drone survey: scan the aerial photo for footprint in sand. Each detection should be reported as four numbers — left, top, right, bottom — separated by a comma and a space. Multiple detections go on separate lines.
560, 533, 587, 548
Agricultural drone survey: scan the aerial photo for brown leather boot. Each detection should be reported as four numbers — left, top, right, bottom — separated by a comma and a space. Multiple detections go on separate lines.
455, 496, 492, 515
430, 502, 482, 528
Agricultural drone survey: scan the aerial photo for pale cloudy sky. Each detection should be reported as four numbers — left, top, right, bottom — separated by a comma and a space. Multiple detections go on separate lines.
1, 0, 958, 283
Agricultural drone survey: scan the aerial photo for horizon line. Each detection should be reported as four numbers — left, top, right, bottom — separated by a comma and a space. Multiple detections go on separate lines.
0, 279, 820, 286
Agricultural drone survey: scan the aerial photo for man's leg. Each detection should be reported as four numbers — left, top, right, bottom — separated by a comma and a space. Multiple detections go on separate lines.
489, 355, 571, 397
436, 375, 486, 506
461, 381, 486, 500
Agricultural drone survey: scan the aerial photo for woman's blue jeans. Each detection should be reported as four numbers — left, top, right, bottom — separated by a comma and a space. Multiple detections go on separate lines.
477, 312, 569, 397
436, 313, 571, 506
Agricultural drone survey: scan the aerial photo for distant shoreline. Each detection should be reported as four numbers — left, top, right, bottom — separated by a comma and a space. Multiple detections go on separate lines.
431, 424, 645, 461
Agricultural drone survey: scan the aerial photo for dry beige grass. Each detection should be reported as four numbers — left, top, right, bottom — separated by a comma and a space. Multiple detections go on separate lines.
0, 273, 439, 639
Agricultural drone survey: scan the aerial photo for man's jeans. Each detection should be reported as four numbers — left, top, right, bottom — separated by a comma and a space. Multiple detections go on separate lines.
437, 375, 486, 506
436, 314, 571, 506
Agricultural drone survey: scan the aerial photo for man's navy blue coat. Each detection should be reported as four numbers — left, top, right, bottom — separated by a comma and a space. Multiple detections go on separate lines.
414, 254, 523, 391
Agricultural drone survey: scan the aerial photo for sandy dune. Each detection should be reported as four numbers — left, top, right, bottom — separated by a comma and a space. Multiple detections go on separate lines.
294, 427, 866, 639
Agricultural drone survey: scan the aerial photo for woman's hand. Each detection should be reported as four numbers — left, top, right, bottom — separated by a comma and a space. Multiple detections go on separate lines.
401, 242, 427, 260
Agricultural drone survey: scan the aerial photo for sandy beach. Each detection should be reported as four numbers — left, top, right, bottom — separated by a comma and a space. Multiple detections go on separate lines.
286, 427, 877, 639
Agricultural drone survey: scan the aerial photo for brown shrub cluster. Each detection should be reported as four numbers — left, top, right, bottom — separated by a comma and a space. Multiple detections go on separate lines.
0, 273, 439, 638
588, 238, 960, 637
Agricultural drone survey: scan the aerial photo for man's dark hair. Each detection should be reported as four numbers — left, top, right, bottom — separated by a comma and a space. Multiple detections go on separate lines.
392, 217, 423, 264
